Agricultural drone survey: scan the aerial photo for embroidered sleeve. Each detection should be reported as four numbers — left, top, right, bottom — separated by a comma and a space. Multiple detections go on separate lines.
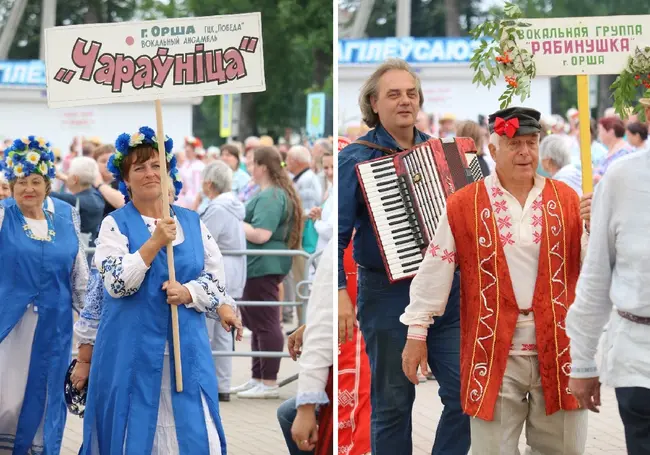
71, 206, 81, 235
71, 237, 90, 313
400, 211, 457, 340
297, 241, 334, 406
94, 216, 150, 298
74, 269, 103, 346
184, 221, 235, 317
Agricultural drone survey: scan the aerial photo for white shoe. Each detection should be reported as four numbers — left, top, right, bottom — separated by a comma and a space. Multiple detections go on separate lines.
230, 378, 260, 394
237, 383, 280, 399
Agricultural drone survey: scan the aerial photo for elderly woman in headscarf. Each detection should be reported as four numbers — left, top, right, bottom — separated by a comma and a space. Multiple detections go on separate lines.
0, 136, 89, 454
79, 127, 242, 454
539, 134, 583, 195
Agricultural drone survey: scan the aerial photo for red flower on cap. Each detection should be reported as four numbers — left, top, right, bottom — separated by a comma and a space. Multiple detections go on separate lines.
494, 117, 520, 139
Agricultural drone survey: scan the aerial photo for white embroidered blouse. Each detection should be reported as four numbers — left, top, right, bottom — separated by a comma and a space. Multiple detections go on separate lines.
74, 212, 234, 346
0, 198, 88, 312
401, 173, 588, 355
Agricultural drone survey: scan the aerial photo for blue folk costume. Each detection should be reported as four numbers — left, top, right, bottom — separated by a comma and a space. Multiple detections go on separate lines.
79, 127, 230, 454
0, 137, 88, 454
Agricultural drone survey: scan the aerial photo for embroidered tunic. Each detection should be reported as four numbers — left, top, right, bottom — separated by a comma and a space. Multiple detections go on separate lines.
0, 202, 88, 454
79, 203, 232, 455
401, 174, 585, 420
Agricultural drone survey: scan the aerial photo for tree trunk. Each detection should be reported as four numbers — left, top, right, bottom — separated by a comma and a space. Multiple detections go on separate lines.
238, 93, 257, 140
312, 48, 328, 88
597, 74, 616, 118
444, 0, 461, 37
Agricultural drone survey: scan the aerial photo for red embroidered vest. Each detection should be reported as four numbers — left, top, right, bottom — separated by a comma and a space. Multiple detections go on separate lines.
446, 178, 582, 421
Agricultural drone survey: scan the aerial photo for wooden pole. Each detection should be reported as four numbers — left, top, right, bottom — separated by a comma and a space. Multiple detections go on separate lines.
155, 99, 183, 393
577, 75, 594, 194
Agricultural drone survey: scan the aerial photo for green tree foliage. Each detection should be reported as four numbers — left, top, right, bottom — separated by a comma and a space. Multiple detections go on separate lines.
180, 0, 333, 144
359, 0, 480, 38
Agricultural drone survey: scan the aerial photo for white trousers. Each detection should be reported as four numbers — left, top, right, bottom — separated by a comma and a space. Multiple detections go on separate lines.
470, 356, 588, 455
206, 319, 233, 393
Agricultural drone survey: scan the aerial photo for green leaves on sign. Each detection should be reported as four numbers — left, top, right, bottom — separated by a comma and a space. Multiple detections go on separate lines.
610, 46, 650, 118
469, 2, 537, 109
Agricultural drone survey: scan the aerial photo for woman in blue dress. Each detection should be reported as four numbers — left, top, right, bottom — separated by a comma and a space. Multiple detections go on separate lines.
79, 127, 242, 455
0, 136, 89, 454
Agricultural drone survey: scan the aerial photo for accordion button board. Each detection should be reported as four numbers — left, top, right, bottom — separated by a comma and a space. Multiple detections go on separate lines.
355, 137, 489, 283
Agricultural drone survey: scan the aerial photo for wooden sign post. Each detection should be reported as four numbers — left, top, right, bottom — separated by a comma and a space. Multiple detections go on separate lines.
471, 7, 650, 194
44, 13, 266, 392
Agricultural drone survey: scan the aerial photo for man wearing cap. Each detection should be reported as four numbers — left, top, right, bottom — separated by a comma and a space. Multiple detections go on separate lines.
402, 106, 589, 454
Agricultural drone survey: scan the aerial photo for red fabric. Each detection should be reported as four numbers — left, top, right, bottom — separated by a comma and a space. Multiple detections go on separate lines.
315, 367, 334, 455
337, 243, 371, 455
446, 179, 582, 421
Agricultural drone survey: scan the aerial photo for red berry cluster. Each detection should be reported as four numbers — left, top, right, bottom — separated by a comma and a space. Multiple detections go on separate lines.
634, 73, 650, 89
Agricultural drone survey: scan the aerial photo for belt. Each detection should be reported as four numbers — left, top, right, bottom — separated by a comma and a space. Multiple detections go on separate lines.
618, 309, 650, 325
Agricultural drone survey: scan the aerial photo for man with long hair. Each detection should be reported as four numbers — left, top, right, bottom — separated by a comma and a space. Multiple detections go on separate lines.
337, 58, 469, 455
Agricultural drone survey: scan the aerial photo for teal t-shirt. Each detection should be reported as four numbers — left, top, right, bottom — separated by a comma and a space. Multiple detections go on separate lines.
244, 187, 294, 278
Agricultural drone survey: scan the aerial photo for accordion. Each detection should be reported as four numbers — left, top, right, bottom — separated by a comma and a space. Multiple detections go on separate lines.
356, 137, 488, 283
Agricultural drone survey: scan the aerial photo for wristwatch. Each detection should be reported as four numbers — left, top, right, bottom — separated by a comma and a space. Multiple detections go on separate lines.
94, 183, 105, 190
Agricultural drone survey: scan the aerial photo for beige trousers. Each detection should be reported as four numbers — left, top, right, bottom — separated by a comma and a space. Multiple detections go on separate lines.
470, 356, 588, 455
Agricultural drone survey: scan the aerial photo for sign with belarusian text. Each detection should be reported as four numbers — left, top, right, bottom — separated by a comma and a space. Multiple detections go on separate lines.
44, 13, 266, 108
514, 15, 650, 76
339, 38, 481, 65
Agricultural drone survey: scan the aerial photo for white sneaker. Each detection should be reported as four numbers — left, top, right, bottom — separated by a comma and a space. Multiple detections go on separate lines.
237, 383, 280, 399
230, 378, 260, 394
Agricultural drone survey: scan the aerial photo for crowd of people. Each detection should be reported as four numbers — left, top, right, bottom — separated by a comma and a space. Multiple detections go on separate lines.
338, 58, 650, 455
0, 128, 335, 454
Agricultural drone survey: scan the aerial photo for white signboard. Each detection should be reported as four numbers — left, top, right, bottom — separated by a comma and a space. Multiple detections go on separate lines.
515, 15, 650, 76
44, 13, 265, 108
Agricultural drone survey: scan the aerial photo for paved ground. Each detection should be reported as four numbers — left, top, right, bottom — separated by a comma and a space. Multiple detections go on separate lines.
62, 333, 627, 454
412, 377, 627, 454
61, 330, 300, 455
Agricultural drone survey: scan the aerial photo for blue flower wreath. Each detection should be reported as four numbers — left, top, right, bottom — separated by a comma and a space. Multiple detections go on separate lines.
107, 126, 183, 203
2, 136, 57, 181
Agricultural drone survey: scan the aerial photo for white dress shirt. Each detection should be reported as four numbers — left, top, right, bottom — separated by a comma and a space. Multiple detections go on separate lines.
567, 151, 650, 389
402, 173, 587, 355
297, 239, 334, 407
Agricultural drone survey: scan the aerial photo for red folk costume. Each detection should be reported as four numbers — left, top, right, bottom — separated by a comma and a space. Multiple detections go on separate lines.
337, 244, 372, 455
446, 178, 582, 421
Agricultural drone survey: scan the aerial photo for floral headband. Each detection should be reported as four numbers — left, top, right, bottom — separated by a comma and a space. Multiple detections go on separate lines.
2, 136, 57, 181
108, 126, 182, 203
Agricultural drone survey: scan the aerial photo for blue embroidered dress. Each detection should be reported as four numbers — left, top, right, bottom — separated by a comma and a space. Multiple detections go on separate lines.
0, 202, 88, 454
79, 202, 233, 455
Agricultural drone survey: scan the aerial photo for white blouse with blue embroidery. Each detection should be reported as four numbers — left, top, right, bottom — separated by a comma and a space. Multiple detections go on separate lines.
75, 213, 234, 346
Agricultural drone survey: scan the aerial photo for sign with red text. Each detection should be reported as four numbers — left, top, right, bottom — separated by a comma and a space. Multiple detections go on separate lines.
44, 13, 265, 108
514, 15, 650, 76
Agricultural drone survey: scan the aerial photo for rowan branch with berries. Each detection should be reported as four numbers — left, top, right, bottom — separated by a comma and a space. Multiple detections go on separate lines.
469, 2, 536, 109
610, 46, 650, 119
